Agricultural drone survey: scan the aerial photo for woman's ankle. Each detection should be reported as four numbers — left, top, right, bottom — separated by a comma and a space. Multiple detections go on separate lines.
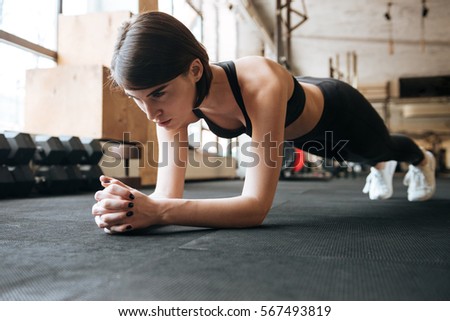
374, 162, 385, 170
417, 148, 428, 167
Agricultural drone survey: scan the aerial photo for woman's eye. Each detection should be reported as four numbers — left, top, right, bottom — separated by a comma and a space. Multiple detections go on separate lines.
152, 91, 165, 98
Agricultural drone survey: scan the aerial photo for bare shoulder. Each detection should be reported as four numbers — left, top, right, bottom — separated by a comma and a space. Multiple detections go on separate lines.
235, 56, 286, 83
234, 56, 292, 96
233, 57, 293, 108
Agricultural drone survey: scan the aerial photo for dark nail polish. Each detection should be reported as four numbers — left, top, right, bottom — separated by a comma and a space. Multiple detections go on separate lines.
129, 193, 135, 200
104, 179, 110, 183
126, 225, 132, 230
128, 202, 134, 208
126, 211, 134, 217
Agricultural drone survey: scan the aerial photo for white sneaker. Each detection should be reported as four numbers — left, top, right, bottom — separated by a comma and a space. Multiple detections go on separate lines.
403, 151, 436, 201
363, 160, 397, 200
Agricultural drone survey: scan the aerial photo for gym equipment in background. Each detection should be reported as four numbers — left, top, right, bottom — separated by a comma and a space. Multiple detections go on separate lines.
1, 132, 36, 197
0, 131, 105, 198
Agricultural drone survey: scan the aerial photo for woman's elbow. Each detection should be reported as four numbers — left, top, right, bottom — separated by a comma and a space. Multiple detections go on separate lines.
242, 210, 268, 228
244, 200, 271, 227
257, 206, 271, 226
235, 195, 272, 228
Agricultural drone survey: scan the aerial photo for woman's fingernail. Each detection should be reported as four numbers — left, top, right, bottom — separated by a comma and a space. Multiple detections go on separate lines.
126, 211, 134, 217
129, 193, 135, 200
126, 225, 132, 230
104, 179, 111, 183
128, 202, 134, 208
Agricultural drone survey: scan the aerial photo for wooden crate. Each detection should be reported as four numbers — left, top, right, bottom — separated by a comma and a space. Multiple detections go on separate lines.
24, 65, 158, 185
57, 11, 132, 67
57, 1, 159, 66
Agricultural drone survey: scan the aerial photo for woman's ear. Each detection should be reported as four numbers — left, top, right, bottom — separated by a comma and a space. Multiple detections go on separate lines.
190, 58, 204, 82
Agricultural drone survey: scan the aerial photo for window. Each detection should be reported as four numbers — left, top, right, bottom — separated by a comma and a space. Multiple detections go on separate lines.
160, 0, 203, 42
0, 0, 58, 130
0, 0, 58, 50
62, 0, 138, 16
0, 43, 55, 130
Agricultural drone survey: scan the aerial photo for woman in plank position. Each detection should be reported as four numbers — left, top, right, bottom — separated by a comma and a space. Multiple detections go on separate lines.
92, 11, 436, 234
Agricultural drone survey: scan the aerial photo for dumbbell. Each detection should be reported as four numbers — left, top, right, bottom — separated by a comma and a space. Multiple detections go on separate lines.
9, 165, 36, 197
0, 134, 10, 197
80, 138, 103, 165
0, 133, 10, 164
33, 135, 66, 165
35, 165, 71, 195
79, 138, 104, 191
2, 132, 36, 197
32, 135, 69, 194
60, 136, 89, 192
33, 136, 103, 194
59, 136, 88, 165
33, 135, 87, 194
0, 166, 15, 198
4, 132, 36, 166
0, 134, 13, 197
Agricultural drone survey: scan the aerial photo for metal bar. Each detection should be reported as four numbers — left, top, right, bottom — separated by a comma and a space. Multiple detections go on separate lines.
287, 8, 307, 32
0, 29, 57, 60
289, 8, 306, 18
286, 0, 291, 63
281, 16, 288, 30
278, 0, 308, 69
329, 57, 334, 78
346, 52, 351, 84
290, 20, 307, 32
335, 54, 340, 80
186, 0, 203, 18
275, 0, 284, 64
384, 81, 391, 129
352, 51, 358, 88
301, 0, 308, 17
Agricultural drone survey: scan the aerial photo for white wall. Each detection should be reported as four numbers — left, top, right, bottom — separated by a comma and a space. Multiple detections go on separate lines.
288, 0, 450, 86
235, 0, 450, 168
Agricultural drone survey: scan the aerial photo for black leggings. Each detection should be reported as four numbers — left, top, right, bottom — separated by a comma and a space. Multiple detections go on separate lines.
292, 77, 424, 166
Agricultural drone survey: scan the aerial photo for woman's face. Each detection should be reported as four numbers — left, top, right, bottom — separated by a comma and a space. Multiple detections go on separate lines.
124, 71, 198, 130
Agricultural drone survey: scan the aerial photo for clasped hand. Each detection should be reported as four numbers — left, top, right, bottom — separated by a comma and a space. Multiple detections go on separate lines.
92, 175, 158, 234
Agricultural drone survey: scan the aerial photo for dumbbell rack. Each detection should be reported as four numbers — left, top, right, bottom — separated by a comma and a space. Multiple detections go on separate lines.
0, 132, 104, 198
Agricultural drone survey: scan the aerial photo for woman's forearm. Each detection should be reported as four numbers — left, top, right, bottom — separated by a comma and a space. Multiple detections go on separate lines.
156, 195, 268, 228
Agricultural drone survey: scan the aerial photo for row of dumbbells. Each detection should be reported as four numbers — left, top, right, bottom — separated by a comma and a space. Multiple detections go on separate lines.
0, 132, 104, 198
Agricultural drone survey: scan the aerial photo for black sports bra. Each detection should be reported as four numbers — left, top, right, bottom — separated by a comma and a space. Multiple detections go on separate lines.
192, 61, 306, 138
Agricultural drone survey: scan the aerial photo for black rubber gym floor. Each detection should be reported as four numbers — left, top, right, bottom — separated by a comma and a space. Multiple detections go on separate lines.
1, 176, 449, 300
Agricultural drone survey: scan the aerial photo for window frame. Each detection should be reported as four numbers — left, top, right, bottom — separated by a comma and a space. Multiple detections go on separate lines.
0, 0, 61, 61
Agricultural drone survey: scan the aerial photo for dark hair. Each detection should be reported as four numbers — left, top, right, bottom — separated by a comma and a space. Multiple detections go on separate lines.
111, 11, 213, 107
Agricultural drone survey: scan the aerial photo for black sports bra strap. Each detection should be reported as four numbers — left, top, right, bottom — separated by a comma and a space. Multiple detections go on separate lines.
216, 61, 253, 136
